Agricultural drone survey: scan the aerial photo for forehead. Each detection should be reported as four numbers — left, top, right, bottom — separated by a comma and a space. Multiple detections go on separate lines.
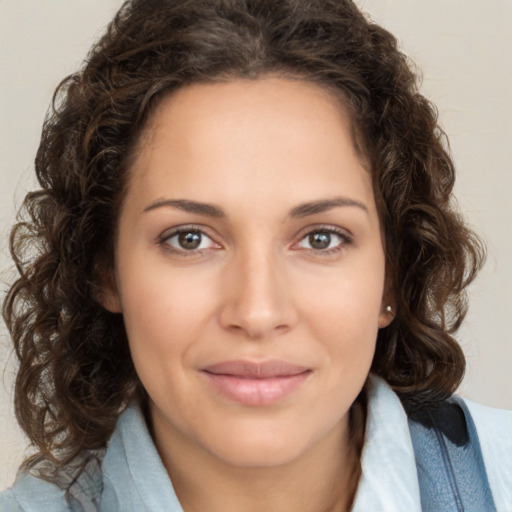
125, 77, 375, 217
141, 77, 353, 150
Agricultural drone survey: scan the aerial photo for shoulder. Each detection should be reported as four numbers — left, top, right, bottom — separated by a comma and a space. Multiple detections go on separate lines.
0, 450, 105, 512
463, 398, 512, 511
0, 471, 71, 512
463, 397, 512, 440
0, 402, 170, 512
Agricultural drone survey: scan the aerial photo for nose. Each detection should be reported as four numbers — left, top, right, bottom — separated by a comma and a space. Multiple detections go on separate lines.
219, 248, 298, 339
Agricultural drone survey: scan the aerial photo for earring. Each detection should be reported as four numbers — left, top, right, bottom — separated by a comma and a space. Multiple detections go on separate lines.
385, 305, 395, 315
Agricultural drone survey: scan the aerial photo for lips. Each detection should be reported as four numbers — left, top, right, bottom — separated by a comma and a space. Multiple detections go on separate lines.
201, 360, 312, 406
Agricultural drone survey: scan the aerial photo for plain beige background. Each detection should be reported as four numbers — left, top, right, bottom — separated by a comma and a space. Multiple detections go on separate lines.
1, 0, 511, 491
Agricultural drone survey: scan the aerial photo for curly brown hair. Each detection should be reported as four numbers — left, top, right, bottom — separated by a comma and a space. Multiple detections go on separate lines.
3, 0, 485, 465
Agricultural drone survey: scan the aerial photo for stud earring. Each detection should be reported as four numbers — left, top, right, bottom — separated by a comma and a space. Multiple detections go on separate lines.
385, 305, 394, 315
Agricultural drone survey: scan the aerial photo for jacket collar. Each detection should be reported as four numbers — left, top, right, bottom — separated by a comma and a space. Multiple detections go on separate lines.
351, 376, 421, 511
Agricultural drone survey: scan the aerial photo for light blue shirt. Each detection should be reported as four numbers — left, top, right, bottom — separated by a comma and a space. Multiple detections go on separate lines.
2, 376, 511, 511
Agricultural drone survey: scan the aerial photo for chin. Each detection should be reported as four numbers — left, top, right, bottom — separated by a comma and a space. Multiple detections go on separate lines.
199, 420, 316, 469
210, 441, 305, 469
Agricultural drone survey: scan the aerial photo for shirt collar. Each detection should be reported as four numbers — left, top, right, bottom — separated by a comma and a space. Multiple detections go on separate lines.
107, 375, 421, 511
351, 375, 422, 511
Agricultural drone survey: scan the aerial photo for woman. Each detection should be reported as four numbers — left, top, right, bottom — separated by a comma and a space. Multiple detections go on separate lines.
1, 0, 511, 511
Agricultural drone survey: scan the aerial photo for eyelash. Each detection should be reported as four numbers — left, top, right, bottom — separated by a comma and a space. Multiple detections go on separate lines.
293, 226, 353, 256
157, 225, 353, 257
157, 225, 220, 257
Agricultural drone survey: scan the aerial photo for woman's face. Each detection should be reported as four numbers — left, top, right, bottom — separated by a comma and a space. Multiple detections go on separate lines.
104, 77, 392, 468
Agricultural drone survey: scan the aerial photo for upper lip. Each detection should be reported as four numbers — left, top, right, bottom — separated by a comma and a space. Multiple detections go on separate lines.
201, 360, 311, 378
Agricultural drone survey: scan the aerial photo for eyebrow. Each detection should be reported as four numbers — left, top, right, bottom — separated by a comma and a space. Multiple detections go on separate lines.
289, 197, 368, 218
143, 199, 225, 217
143, 196, 368, 218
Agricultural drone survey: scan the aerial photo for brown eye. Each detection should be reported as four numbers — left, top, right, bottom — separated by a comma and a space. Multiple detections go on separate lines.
308, 232, 331, 250
161, 228, 219, 253
295, 228, 351, 253
178, 231, 202, 250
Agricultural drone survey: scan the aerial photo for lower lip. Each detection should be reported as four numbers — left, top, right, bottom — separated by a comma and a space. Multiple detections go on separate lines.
202, 371, 311, 406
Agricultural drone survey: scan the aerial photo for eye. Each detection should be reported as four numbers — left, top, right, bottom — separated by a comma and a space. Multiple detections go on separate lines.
295, 228, 351, 253
160, 228, 220, 253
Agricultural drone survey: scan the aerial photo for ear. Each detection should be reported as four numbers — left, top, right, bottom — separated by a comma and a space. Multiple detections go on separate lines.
378, 302, 395, 328
98, 269, 123, 313
378, 285, 396, 328
378, 272, 396, 328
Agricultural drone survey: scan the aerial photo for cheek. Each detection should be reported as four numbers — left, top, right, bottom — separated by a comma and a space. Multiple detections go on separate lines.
118, 253, 216, 332
116, 260, 217, 383
119, 270, 216, 426
296, 251, 385, 368
300, 256, 385, 329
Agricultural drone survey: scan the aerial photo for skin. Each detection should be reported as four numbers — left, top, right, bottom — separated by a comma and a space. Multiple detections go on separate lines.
103, 77, 394, 512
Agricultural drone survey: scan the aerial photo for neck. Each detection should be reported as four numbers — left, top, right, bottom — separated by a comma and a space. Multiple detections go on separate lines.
149, 400, 365, 512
